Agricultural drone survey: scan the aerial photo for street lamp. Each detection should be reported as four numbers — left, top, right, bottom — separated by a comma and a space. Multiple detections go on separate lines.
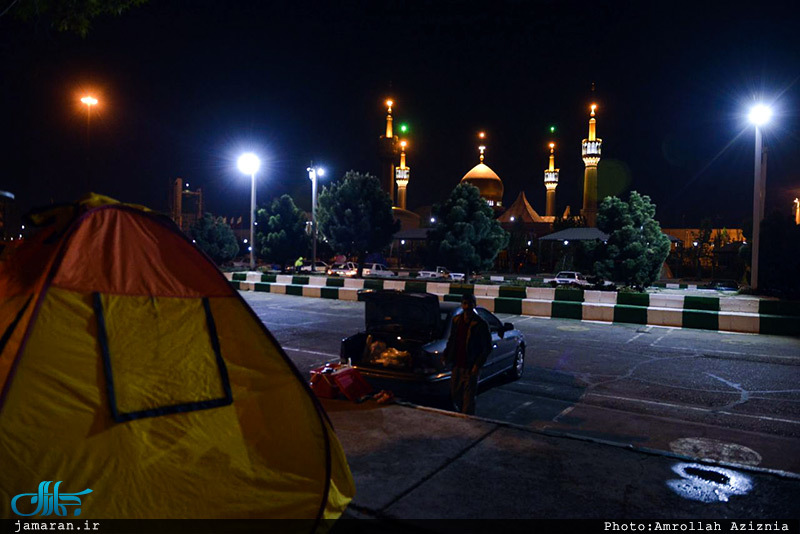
238, 153, 261, 270
306, 164, 325, 270
748, 103, 772, 289
80, 96, 98, 191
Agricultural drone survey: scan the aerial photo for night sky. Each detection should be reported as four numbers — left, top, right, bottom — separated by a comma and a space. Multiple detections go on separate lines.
2, 0, 799, 228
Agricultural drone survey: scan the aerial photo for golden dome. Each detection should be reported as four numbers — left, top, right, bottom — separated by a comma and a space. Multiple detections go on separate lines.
461, 163, 504, 205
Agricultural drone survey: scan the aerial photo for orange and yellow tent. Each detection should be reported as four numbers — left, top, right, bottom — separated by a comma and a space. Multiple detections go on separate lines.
0, 195, 354, 521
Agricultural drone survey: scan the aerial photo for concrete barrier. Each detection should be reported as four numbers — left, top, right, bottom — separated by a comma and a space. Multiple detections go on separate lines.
526, 287, 555, 301
583, 302, 615, 322
228, 273, 798, 336
474, 285, 500, 297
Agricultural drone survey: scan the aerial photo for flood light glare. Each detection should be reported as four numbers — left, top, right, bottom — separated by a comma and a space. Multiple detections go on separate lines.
81, 96, 98, 106
748, 104, 772, 126
238, 153, 261, 175
317, 168, 325, 176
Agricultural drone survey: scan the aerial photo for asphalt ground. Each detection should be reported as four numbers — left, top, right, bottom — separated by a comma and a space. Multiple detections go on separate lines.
240, 291, 800, 475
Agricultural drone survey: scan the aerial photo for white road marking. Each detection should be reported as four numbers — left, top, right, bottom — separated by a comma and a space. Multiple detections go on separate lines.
625, 326, 653, 344
585, 392, 800, 425
504, 400, 535, 419
283, 347, 339, 359
703, 349, 799, 362
651, 329, 672, 346
553, 406, 574, 422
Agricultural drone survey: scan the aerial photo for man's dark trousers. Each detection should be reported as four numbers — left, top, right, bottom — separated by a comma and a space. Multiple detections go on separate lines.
451, 366, 479, 415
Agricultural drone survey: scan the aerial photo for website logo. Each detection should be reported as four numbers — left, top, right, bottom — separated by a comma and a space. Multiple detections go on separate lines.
11, 481, 93, 517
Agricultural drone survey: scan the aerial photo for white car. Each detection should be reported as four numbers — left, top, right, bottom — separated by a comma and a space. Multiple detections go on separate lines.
328, 262, 358, 277
363, 263, 396, 278
546, 271, 591, 287
298, 260, 329, 274
417, 266, 465, 280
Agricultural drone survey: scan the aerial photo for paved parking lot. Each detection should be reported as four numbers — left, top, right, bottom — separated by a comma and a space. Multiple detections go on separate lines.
241, 291, 800, 474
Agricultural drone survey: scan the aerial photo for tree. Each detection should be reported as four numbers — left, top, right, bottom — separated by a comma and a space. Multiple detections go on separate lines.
505, 217, 534, 274
757, 210, 800, 298
190, 213, 239, 266
552, 214, 587, 232
591, 191, 670, 290
428, 183, 509, 283
692, 217, 713, 279
256, 194, 309, 270
316, 171, 399, 277
11, 0, 148, 37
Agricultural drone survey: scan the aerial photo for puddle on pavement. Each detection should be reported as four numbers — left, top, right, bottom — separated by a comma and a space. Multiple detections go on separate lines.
670, 437, 762, 466
684, 466, 729, 485
556, 325, 590, 332
667, 462, 753, 503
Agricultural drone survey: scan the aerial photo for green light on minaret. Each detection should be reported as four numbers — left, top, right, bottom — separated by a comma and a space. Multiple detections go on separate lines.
549, 125, 556, 133
400, 124, 409, 133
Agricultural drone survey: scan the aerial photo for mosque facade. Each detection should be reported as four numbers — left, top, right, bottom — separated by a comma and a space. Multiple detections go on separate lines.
377, 99, 603, 235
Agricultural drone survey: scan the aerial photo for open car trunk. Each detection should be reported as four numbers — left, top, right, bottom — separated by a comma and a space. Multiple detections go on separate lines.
341, 292, 443, 372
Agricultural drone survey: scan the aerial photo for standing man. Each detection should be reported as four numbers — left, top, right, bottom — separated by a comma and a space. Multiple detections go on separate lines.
443, 293, 492, 414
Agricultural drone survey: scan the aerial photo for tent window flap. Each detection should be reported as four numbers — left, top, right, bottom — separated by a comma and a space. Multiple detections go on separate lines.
92, 293, 233, 422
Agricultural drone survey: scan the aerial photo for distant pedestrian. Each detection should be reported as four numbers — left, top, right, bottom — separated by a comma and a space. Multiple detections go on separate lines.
442, 293, 491, 415
294, 256, 304, 273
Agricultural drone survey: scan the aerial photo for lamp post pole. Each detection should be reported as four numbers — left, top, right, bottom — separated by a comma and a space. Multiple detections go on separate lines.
250, 170, 256, 270
750, 126, 766, 289
237, 153, 261, 271
746, 103, 772, 290
307, 165, 324, 270
80, 96, 98, 192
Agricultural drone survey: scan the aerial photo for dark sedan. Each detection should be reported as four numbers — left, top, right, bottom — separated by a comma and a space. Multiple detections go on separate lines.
340, 291, 525, 400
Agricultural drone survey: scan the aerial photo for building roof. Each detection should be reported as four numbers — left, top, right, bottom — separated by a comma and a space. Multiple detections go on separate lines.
496, 192, 545, 223
460, 163, 503, 203
393, 227, 431, 240
539, 227, 609, 241
462, 163, 501, 182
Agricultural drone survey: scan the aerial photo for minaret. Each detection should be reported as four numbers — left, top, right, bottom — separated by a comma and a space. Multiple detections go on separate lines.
395, 140, 410, 210
378, 99, 400, 204
544, 142, 559, 217
581, 103, 602, 227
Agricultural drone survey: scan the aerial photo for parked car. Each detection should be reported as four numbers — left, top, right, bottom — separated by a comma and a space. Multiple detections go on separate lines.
545, 271, 591, 287
707, 279, 739, 290
418, 266, 465, 280
328, 262, 358, 277
340, 291, 525, 400
363, 263, 397, 277
298, 260, 330, 274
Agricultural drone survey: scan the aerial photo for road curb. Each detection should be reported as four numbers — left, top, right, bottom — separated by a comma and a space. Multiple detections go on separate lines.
389, 400, 800, 480
226, 273, 799, 337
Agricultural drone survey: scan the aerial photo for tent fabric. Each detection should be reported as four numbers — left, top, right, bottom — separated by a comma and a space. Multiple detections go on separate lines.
0, 195, 354, 521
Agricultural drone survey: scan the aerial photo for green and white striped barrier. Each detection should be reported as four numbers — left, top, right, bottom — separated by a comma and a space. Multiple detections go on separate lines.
225, 272, 799, 336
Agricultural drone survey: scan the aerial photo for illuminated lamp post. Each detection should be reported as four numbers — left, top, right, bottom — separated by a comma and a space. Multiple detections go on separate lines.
307, 164, 325, 271
237, 153, 261, 270
747, 104, 772, 290
80, 96, 98, 191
